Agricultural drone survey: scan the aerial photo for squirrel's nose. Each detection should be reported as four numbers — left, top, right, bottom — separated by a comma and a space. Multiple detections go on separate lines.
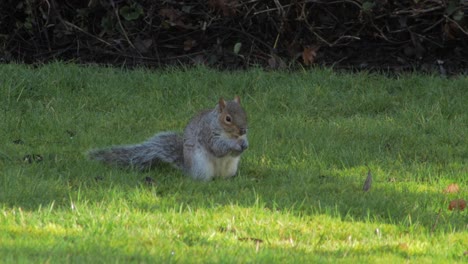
239, 128, 247, 135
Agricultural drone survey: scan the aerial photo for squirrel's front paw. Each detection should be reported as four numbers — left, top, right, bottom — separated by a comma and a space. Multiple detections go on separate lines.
232, 139, 248, 154
232, 142, 243, 152
239, 139, 248, 151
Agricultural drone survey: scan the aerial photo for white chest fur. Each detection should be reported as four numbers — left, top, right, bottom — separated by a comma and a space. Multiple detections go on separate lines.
190, 148, 240, 180
211, 155, 240, 178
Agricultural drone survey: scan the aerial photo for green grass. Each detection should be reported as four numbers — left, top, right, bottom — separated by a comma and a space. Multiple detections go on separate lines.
0, 63, 467, 263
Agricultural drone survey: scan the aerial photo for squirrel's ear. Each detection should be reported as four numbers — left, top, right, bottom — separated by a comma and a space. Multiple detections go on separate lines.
234, 95, 241, 104
218, 97, 226, 112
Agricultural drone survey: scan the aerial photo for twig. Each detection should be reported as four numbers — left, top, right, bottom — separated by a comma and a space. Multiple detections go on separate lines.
62, 21, 114, 47
253, 4, 294, 15
444, 15, 468, 36
110, 0, 136, 49
393, 6, 444, 16
305, 0, 362, 9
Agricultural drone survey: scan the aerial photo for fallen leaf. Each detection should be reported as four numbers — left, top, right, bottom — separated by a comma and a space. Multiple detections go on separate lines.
159, 8, 182, 23
442, 22, 454, 39
183, 39, 197, 51
302, 45, 319, 65
134, 37, 153, 53
208, 0, 238, 16
159, 8, 196, 29
398, 243, 409, 251
448, 199, 466, 211
444, 183, 460, 194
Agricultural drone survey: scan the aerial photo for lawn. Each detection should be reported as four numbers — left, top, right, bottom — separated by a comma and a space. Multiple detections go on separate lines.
0, 63, 467, 263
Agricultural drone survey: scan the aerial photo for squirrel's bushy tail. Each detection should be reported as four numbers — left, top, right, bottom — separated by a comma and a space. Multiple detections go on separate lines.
88, 132, 184, 170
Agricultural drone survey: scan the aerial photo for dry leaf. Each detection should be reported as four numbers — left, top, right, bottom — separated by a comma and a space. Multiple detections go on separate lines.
363, 169, 372, 192
134, 37, 152, 53
302, 45, 319, 66
398, 243, 409, 251
448, 199, 466, 211
183, 39, 197, 51
444, 183, 460, 194
443, 22, 456, 40
208, 0, 238, 16
159, 8, 182, 22
159, 8, 195, 29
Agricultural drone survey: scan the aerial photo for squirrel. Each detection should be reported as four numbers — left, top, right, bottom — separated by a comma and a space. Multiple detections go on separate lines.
88, 96, 248, 181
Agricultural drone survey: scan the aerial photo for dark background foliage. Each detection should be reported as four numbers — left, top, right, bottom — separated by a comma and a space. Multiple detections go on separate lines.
1, 0, 467, 73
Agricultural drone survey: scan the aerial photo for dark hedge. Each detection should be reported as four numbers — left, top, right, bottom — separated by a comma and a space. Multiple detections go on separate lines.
1, 0, 467, 73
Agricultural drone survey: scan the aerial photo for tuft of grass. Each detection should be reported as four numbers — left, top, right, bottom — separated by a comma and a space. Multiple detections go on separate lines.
1, 63, 467, 263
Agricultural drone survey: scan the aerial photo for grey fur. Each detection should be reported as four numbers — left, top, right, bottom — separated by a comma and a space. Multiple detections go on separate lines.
88, 132, 184, 170
88, 98, 248, 181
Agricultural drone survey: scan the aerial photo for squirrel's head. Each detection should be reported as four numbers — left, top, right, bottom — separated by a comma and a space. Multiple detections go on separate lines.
217, 96, 248, 138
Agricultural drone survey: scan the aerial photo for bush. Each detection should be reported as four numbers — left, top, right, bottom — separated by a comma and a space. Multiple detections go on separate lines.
1, 0, 467, 73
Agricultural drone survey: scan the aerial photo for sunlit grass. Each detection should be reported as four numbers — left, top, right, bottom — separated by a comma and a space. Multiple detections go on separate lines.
0, 63, 466, 263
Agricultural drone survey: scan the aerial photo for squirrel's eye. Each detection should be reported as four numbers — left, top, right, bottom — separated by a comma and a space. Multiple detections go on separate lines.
225, 115, 232, 123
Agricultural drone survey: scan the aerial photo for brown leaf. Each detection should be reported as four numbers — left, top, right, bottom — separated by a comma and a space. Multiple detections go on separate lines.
209, 0, 238, 16
302, 45, 320, 66
134, 38, 153, 54
159, 8, 182, 22
159, 8, 196, 29
398, 243, 409, 251
444, 183, 460, 194
448, 199, 466, 211
443, 22, 456, 40
183, 39, 197, 51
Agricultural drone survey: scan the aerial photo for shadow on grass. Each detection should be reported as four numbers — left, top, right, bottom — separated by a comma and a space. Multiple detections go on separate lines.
132, 165, 466, 233
2, 156, 466, 233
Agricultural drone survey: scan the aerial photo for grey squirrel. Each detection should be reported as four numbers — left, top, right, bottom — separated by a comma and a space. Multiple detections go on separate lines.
88, 96, 248, 181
